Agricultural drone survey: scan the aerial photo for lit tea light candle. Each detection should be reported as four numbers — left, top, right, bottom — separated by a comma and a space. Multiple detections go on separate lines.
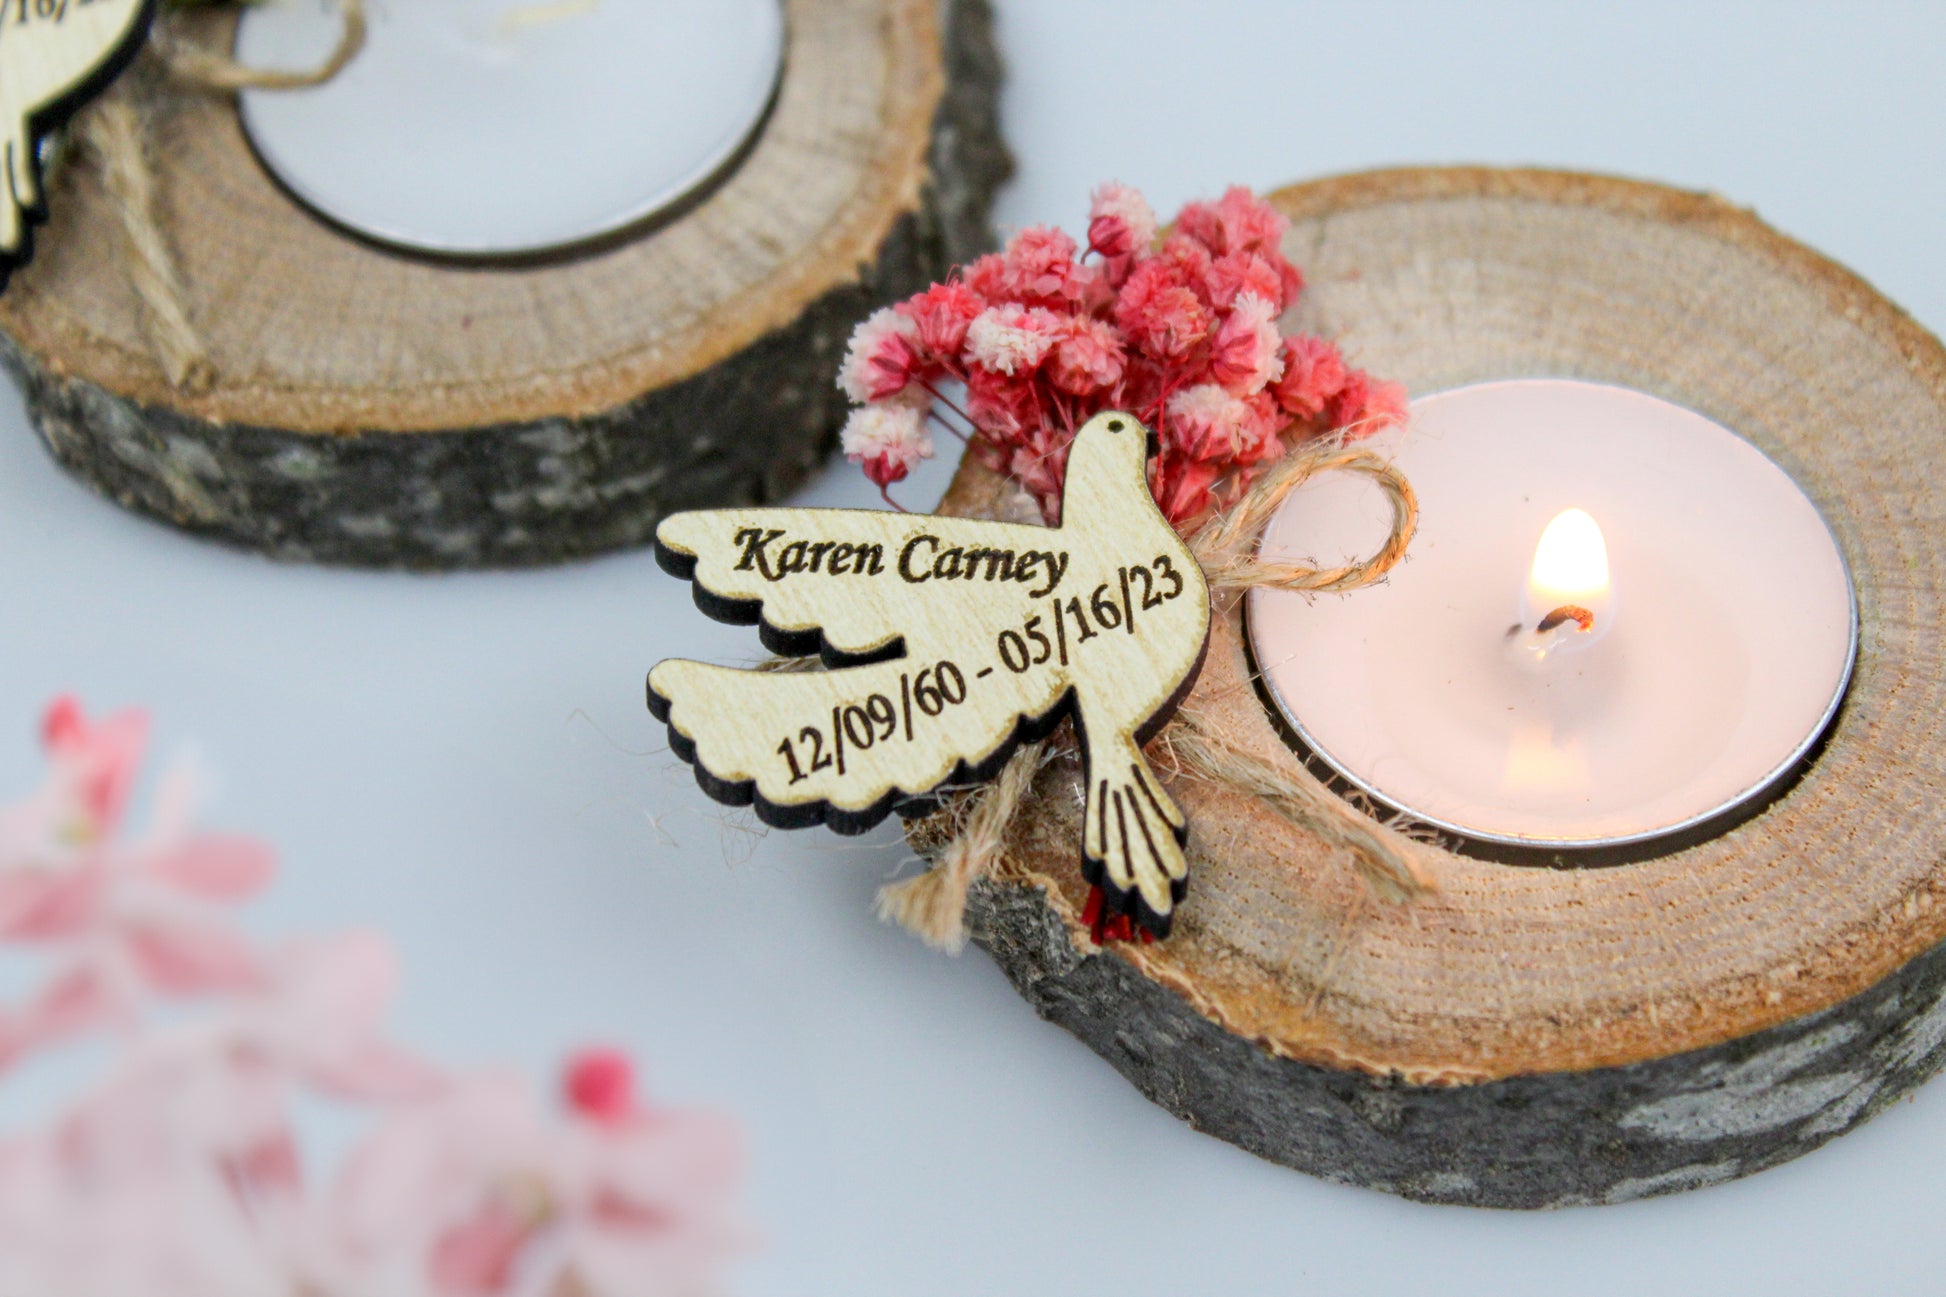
236, 0, 785, 257
1249, 379, 1856, 854
1518, 506, 1612, 660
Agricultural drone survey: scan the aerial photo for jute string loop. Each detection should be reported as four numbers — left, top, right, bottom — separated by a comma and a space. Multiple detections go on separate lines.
71, 0, 367, 394
877, 436, 1433, 951
152, 0, 368, 93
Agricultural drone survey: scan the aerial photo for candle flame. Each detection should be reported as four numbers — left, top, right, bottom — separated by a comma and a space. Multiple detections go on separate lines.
1529, 508, 1609, 605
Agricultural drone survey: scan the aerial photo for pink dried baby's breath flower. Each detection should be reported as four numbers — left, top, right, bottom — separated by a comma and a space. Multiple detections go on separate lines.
840, 403, 934, 488
959, 251, 1009, 303
964, 365, 1038, 444
1234, 390, 1287, 465
1328, 370, 1411, 435
1150, 456, 1224, 528
1274, 255, 1305, 308
1271, 334, 1351, 419
837, 307, 923, 404
1165, 383, 1256, 462
1087, 181, 1156, 259
1048, 316, 1127, 397
897, 281, 984, 361
1154, 233, 1215, 304
1205, 250, 1289, 313
995, 225, 1093, 308
1178, 184, 1289, 257
1113, 259, 1210, 364
1001, 430, 1070, 523
964, 305, 1063, 376
1210, 292, 1285, 396
834, 181, 1407, 528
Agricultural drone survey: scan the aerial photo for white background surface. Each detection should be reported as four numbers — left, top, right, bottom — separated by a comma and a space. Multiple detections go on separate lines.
4, 2, 1946, 1293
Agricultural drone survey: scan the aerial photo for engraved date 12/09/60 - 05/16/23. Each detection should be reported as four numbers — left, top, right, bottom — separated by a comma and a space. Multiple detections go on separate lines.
771, 551, 1189, 788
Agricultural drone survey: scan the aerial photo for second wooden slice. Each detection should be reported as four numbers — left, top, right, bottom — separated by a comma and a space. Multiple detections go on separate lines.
0, 0, 1009, 568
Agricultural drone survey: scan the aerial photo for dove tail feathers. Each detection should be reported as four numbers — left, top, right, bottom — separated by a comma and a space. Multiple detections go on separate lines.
1079, 744, 1190, 939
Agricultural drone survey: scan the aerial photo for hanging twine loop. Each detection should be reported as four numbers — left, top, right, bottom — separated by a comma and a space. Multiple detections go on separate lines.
877, 434, 1433, 952
69, 0, 367, 395
150, 0, 368, 93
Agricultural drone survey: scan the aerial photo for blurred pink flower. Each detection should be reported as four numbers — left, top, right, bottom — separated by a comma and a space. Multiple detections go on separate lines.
0, 701, 751, 1297
331, 1061, 745, 1297
0, 930, 442, 1296
565, 1048, 639, 1127
0, 699, 276, 1066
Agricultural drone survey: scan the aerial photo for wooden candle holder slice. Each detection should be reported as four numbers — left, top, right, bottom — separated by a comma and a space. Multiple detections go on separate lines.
0, 0, 1008, 569
926, 167, 1946, 1208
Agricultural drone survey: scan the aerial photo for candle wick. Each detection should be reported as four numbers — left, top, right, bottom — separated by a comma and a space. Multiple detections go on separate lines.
497, 0, 599, 39
1536, 604, 1596, 634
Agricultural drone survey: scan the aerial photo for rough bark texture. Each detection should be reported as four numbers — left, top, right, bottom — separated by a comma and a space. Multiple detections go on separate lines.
970, 878, 1946, 1208
0, 0, 1011, 569
918, 168, 1946, 1207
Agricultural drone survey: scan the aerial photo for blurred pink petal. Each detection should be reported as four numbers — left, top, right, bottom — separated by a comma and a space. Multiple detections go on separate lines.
0, 965, 127, 1069
329, 1075, 548, 1287
264, 932, 443, 1094
564, 1048, 638, 1127
0, 865, 107, 939
129, 922, 266, 994
597, 1112, 746, 1208
143, 835, 276, 901
41, 696, 148, 838
429, 1197, 535, 1295
306, 1038, 448, 1103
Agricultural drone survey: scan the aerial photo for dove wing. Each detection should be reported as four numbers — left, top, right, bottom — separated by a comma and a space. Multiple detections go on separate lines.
655, 507, 1066, 662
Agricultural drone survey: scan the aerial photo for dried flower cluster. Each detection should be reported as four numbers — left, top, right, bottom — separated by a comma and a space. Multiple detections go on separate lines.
0, 699, 745, 1297
838, 183, 1407, 525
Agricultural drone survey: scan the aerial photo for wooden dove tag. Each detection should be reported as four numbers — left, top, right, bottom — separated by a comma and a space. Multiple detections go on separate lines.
0, 0, 153, 276
648, 411, 1211, 939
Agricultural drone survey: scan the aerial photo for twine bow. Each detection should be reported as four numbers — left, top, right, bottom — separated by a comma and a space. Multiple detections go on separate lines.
877, 437, 1436, 952
69, 0, 368, 394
